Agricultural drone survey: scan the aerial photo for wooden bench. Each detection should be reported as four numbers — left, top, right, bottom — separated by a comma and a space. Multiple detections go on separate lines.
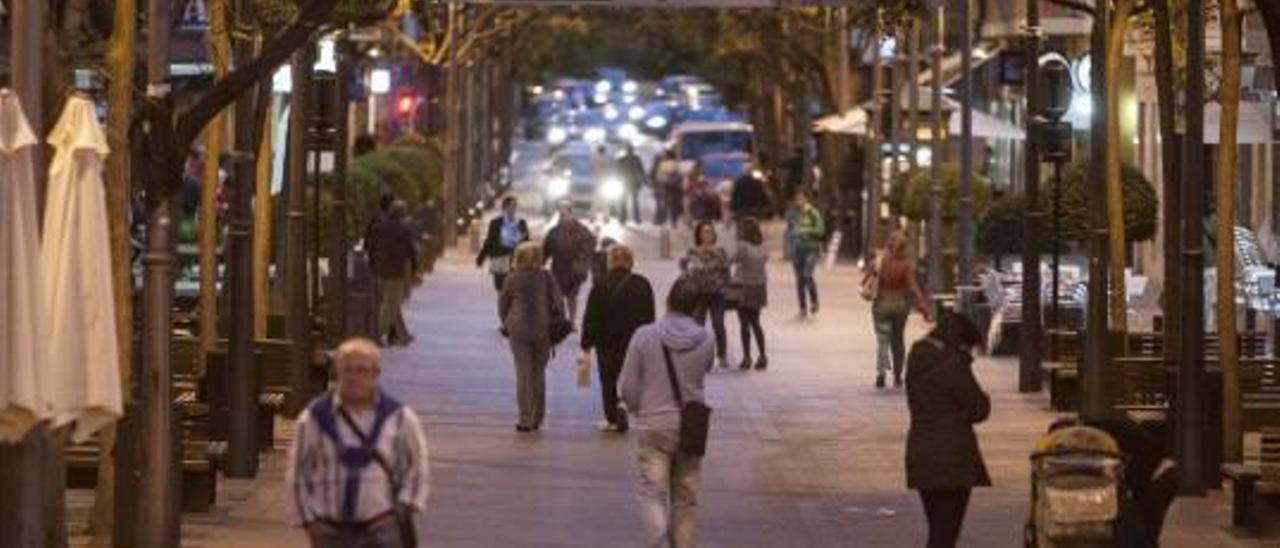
1222, 427, 1280, 530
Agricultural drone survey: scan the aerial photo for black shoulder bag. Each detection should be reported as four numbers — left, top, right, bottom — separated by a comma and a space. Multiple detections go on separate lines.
660, 345, 712, 457
336, 407, 419, 548
545, 271, 573, 346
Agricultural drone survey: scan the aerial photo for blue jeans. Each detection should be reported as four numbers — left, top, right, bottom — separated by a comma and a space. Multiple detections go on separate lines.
791, 250, 819, 313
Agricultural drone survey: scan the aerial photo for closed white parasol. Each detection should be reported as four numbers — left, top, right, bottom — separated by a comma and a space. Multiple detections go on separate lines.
41, 95, 122, 443
0, 89, 48, 442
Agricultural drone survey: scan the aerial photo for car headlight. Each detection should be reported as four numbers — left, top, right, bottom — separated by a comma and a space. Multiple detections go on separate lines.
622, 80, 638, 94
628, 106, 646, 121
645, 115, 668, 129
584, 127, 606, 144
618, 123, 639, 141
547, 127, 568, 145
601, 178, 626, 201
546, 176, 570, 198
603, 105, 620, 121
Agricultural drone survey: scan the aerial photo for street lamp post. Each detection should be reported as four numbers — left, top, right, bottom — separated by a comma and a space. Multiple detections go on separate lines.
330, 37, 354, 342
1020, 0, 1044, 393
1176, 0, 1208, 493
957, 0, 975, 288
139, 0, 179, 543
1082, 0, 1112, 420
225, 0, 262, 478
927, 4, 946, 298
286, 53, 315, 416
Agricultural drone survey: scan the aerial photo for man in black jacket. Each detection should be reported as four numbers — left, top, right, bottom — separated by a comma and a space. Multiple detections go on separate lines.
580, 245, 655, 433
617, 144, 647, 225
730, 167, 770, 221
367, 201, 419, 346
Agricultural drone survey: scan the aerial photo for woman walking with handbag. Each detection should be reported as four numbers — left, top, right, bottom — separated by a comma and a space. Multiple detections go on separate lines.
680, 221, 731, 369
732, 218, 769, 371
499, 243, 566, 433
619, 278, 714, 548
863, 233, 931, 388
581, 245, 655, 433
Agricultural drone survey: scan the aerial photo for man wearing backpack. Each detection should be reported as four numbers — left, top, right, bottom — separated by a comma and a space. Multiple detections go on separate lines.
289, 338, 430, 547
785, 189, 825, 318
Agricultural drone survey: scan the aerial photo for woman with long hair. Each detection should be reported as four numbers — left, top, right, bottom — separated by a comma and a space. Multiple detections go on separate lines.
680, 221, 731, 369
732, 218, 769, 370
864, 232, 931, 388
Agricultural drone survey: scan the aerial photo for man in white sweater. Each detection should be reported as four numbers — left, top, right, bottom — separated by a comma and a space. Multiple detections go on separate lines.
619, 278, 714, 548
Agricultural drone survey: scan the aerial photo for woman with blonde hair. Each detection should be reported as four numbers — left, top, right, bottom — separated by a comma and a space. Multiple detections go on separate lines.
500, 242, 565, 432
863, 232, 931, 388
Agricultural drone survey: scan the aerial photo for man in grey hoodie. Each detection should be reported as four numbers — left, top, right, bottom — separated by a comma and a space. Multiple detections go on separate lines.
619, 278, 714, 548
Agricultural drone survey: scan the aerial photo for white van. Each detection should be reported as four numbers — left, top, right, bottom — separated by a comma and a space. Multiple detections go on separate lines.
666, 121, 756, 169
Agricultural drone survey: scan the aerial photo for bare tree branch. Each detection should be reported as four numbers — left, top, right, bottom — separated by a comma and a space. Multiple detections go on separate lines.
175, 0, 338, 149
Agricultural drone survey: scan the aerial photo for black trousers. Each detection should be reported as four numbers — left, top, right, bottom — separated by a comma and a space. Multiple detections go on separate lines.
737, 307, 765, 360
695, 293, 727, 360
1134, 472, 1178, 546
597, 347, 628, 428
919, 489, 970, 548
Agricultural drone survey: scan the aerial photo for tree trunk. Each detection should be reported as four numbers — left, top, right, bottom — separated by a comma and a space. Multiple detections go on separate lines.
253, 94, 274, 340
93, 0, 138, 537
1104, 1, 1138, 333
1216, 0, 1243, 465
865, 43, 885, 259
202, 0, 231, 363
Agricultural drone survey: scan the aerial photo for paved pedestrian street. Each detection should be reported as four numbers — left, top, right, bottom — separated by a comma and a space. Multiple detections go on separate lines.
91, 222, 1271, 548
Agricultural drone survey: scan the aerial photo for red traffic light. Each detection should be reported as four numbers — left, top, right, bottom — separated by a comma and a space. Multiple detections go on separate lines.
396, 94, 415, 116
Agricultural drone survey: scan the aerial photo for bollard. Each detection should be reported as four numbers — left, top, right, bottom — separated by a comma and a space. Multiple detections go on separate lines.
659, 226, 671, 260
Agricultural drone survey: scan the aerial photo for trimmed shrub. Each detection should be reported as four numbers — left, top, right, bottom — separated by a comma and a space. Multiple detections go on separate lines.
1052, 159, 1159, 244
887, 162, 993, 223
975, 160, 1159, 259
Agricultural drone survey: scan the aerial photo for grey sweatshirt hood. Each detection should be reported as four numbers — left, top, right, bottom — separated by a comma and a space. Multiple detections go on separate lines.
657, 314, 708, 352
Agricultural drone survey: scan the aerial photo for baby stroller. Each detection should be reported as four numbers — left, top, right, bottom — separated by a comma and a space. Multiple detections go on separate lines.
1025, 425, 1125, 547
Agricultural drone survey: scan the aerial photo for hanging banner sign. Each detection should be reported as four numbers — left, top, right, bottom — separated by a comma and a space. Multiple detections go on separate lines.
182, 0, 210, 30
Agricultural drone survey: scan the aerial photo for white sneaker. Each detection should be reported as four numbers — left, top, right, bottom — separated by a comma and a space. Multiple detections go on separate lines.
596, 421, 621, 432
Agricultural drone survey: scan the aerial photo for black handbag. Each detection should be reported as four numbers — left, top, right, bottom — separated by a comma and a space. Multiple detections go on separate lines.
545, 272, 574, 346
661, 345, 711, 457
336, 408, 418, 548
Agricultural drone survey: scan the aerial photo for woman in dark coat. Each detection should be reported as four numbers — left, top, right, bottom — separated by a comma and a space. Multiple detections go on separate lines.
580, 245, 655, 433
905, 312, 990, 548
